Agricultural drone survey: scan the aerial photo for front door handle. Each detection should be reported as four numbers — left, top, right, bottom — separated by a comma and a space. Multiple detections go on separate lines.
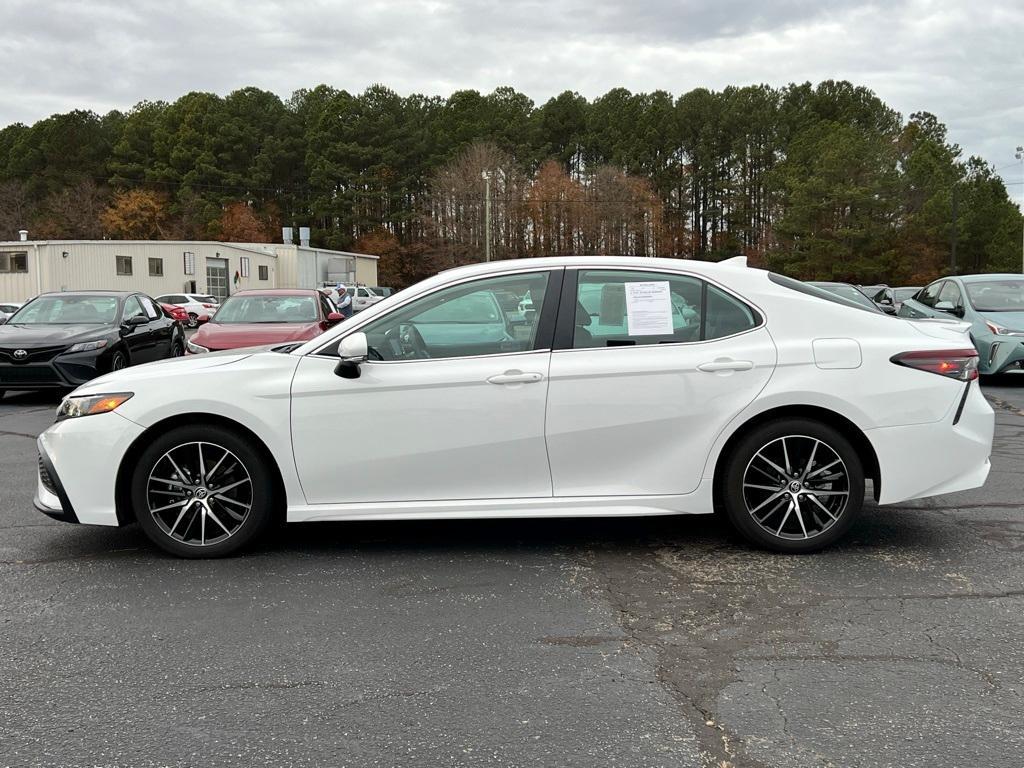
697, 359, 754, 373
487, 370, 544, 385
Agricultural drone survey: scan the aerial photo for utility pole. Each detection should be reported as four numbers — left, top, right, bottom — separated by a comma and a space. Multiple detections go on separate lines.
1016, 146, 1024, 274
950, 184, 958, 274
482, 171, 492, 262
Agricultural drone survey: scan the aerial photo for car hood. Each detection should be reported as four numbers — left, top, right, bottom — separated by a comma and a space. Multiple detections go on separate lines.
977, 311, 1024, 332
0, 323, 115, 347
192, 322, 322, 349
73, 348, 269, 394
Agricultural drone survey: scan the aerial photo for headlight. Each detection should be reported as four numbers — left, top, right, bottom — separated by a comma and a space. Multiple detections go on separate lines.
67, 339, 109, 353
56, 392, 134, 421
186, 340, 209, 354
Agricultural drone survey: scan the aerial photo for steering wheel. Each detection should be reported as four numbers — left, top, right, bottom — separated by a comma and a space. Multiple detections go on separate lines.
398, 323, 430, 359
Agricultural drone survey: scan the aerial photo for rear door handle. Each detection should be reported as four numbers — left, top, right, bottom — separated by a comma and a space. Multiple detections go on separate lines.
697, 359, 754, 372
487, 370, 544, 385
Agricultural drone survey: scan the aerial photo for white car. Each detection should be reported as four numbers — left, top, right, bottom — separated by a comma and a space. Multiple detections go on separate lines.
34, 256, 993, 558
0, 301, 22, 322
154, 293, 219, 328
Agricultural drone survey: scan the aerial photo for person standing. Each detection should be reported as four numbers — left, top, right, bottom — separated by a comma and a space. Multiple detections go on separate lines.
335, 283, 353, 318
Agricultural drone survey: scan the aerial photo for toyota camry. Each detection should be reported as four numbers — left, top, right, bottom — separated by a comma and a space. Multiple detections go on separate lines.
33, 257, 993, 557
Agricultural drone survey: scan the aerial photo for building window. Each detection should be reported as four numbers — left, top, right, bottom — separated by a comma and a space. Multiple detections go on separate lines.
183, 251, 196, 275
240, 256, 250, 278
0, 251, 28, 273
148, 257, 164, 277
116, 255, 133, 276
258, 265, 269, 281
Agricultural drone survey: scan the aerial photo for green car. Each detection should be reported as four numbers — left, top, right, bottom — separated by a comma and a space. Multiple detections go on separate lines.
897, 274, 1024, 375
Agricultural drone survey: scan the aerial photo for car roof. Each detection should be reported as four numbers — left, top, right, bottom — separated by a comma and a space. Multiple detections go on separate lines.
38, 290, 137, 297
229, 289, 321, 297
808, 281, 857, 289
956, 274, 1024, 283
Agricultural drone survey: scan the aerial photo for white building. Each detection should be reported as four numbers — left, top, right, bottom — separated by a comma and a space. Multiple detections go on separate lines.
0, 236, 380, 303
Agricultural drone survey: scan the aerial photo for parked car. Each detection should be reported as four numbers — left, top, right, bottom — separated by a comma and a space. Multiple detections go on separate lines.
898, 274, 1024, 374
154, 293, 219, 328
34, 257, 992, 558
809, 282, 885, 313
0, 302, 22, 323
872, 286, 921, 315
160, 303, 190, 324
349, 285, 384, 313
0, 291, 185, 399
186, 289, 342, 353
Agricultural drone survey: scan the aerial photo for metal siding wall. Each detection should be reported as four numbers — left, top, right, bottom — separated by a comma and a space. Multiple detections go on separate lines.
355, 257, 379, 286
0, 245, 36, 302
0, 242, 279, 301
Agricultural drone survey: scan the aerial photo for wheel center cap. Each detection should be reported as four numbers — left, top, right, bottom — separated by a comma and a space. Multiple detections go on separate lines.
788, 481, 802, 493
194, 488, 209, 500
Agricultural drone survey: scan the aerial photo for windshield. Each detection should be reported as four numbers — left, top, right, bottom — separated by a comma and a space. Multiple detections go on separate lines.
212, 295, 318, 324
8, 296, 118, 324
965, 280, 1024, 312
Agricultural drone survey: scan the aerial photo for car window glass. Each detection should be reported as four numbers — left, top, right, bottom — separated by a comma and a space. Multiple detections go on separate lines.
706, 285, 759, 339
319, 295, 334, 317
138, 295, 161, 320
122, 296, 146, 323
359, 272, 550, 361
938, 281, 962, 308
917, 282, 943, 307
573, 270, 702, 348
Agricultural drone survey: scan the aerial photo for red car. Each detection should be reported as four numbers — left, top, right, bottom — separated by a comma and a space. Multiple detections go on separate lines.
186, 289, 343, 353
160, 303, 190, 323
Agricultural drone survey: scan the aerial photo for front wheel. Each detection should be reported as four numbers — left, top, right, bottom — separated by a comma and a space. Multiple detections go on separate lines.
110, 350, 128, 372
722, 419, 864, 553
187, 312, 199, 329
131, 425, 276, 557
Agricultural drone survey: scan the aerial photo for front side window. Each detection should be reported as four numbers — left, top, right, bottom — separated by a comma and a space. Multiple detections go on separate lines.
359, 272, 550, 361
122, 296, 146, 323
917, 282, 943, 307
573, 270, 703, 348
138, 295, 161, 320
9, 295, 118, 325
937, 281, 963, 310
116, 255, 133, 276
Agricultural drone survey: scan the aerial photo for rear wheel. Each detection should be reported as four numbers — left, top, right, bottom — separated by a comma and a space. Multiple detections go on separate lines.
131, 425, 275, 558
187, 312, 199, 329
722, 419, 864, 553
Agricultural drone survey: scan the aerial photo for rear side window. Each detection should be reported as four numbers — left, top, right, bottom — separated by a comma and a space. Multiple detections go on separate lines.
571, 270, 759, 349
768, 273, 877, 313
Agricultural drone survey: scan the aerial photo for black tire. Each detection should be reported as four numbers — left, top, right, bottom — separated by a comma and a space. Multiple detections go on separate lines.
131, 424, 276, 558
721, 419, 864, 553
187, 312, 199, 329
171, 340, 185, 357
110, 350, 128, 372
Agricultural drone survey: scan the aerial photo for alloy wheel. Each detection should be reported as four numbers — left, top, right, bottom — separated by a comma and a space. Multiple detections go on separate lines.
742, 434, 850, 540
112, 353, 126, 371
146, 441, 253, 547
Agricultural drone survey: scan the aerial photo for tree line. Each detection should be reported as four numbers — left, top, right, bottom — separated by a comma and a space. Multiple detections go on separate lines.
0, 81, 1020, 288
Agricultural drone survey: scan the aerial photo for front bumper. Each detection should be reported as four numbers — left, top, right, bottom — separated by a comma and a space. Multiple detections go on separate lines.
868, 381, 994, 504
35, 411, 146, 526
980, 335, 1024, 375
0, 348, 107, 390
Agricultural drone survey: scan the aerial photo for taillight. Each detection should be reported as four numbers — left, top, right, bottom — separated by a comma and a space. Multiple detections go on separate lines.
890, 349, 979, 381
202, 303, 216, 308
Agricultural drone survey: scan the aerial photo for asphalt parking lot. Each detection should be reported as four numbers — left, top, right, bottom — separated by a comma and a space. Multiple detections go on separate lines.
2, 376, 1023, 768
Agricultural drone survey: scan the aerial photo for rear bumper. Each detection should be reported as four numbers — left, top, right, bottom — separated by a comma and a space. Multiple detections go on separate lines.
868, 381, 994, 504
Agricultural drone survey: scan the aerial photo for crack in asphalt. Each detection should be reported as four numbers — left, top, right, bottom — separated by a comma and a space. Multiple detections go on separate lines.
0, 429, 38, 439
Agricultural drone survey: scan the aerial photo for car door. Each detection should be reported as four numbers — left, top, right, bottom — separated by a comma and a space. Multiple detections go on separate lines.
139, 294, 175, 358
544, 268, 777, 497
290, 268, 562, 505
118, 295, 158, 363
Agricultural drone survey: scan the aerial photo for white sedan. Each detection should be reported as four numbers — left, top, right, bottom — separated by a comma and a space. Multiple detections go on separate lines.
154, 293, 219, 328
34, 257, 993, 557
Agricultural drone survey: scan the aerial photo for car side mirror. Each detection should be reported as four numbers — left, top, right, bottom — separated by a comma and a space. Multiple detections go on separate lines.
198, 314, 210, 324
326, 311, 343, 324
880, 297, 893, 305
334, 332, 368, 379
934, 300, 955, 312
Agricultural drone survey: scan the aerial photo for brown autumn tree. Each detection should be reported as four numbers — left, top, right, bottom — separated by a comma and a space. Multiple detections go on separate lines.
219, 201, 272, 242
524, 160, 583, 256
0, 180, 33, 240
34, 180, 109, 239
100, 189, 172, 239
354, 229, 444, 290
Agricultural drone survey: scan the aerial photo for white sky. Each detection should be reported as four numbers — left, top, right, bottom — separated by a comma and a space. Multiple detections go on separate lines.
2, 0, 1022, 203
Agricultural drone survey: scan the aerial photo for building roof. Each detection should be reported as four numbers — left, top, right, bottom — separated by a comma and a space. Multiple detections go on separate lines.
0, 239, 380, 260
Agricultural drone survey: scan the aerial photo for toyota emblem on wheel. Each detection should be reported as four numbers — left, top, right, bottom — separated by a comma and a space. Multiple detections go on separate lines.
12, 349, 27, 360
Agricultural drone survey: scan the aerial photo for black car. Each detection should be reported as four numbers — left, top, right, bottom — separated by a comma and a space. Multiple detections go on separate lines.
0, 291, 185, 398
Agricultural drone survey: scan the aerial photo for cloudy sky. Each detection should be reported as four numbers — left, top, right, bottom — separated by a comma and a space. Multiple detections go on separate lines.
2, 0, 1021, 202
